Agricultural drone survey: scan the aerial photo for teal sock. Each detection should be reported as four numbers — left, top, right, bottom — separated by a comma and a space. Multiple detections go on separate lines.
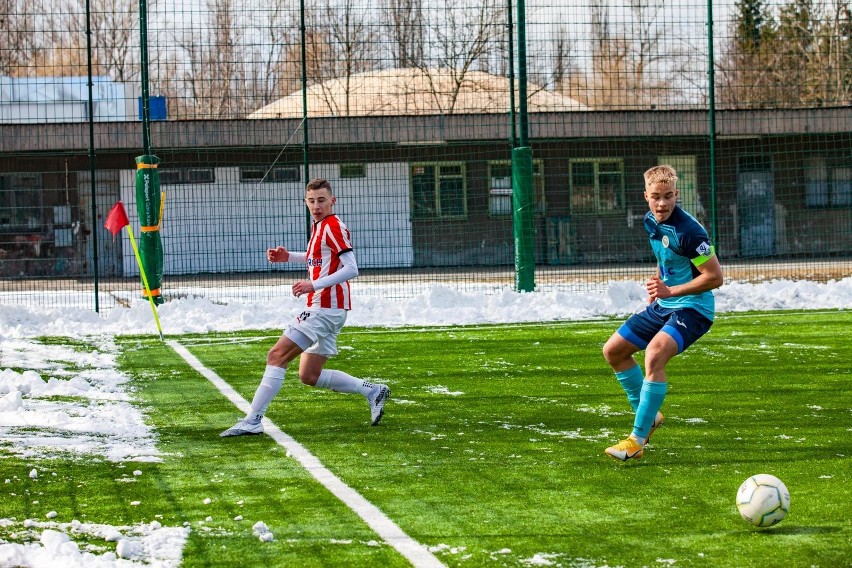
632, 380, 667, 440
615, 365, 644, 411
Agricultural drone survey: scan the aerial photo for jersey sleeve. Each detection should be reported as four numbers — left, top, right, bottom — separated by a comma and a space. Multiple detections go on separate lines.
682, 225, 715, 266
324, 217, 353, 255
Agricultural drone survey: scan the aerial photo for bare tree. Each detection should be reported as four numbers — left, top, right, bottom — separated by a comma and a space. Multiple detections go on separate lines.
243, 0, 300, 108
173, 0, 246, 118
382, 0, 424, 68
87, 0, 140, 82
572, 1, 633, 108
31, 0, 145, 80
528, 24, 581, 96
171, 0, 299, 118
150, 53, 190, 118
0, 0, 39, 75
628, 0, 668, 104
416, 0, 506, 114
273, 0, 381, 116
314, 0, 380, 114
567, 0, 672, 109
825, 0, 852, 104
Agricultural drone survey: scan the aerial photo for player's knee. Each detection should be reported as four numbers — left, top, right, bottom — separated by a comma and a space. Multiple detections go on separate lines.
299, 371, 319, 386
644, 348, 669, 373
602, 338, 627, 366
267, 346, 285, 365
602, 344, 616, 365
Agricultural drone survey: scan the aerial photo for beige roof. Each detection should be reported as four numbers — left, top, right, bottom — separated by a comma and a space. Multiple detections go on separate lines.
248, 67, 589, 118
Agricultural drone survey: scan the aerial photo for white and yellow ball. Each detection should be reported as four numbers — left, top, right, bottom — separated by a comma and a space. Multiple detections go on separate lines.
736, 474, 790, 527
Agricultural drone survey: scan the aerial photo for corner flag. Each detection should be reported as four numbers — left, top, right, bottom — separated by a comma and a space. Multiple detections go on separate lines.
104, 201, 130, 236
104, 200, 165, 340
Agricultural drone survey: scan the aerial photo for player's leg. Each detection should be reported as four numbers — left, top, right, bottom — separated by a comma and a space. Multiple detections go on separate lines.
603, 305, 664, 412
631, 332, 677, 445
301, 311, 390, 426
305, 356, 391, 426
632, 309, 713, 446
604, 304, 667, 460
221, 321, 311, 437
603, 332, 643, 411
249, 335, 304, 418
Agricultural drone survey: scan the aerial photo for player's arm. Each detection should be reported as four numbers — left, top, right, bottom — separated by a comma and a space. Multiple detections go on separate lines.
648, 255, 723, 299
267, 246, 306, 264
312, 250, 359, 290
291, 251, 358, 297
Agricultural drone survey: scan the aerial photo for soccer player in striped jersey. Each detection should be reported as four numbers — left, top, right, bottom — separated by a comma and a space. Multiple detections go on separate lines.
221, 178, 390, 437
602, 165, 723, 461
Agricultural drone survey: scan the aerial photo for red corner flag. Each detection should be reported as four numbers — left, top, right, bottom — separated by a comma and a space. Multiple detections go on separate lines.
104, 201, 130, 237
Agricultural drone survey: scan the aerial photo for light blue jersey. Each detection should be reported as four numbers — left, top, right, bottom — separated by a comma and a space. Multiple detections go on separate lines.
644, 206, 716, 321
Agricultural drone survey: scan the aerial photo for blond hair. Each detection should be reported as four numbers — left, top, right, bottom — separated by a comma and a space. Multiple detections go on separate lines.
644, 165, 678, 187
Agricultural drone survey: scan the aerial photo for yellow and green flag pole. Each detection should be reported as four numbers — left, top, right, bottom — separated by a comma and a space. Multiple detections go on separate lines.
104, 201, 164, 341
125, 224, 165, 341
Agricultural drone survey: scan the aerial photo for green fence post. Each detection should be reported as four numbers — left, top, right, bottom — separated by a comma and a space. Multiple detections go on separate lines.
513, 146, 535, 292
134, 155, 164, 305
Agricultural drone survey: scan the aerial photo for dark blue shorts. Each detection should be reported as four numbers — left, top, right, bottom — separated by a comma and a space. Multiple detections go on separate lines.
617, 301, 713, 354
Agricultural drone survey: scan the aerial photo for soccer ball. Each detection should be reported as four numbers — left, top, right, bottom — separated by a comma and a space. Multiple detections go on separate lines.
735, 474, 790, 527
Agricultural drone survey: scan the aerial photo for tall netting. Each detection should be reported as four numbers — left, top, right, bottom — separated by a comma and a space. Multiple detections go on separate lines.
1, 0, 850, 311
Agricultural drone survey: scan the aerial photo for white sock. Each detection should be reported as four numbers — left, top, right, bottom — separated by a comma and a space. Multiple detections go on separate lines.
247, 365, 286, 422
315, 369, 369, 395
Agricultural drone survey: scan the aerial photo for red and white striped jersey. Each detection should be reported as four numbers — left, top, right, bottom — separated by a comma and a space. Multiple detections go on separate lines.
305, 214, 354, 310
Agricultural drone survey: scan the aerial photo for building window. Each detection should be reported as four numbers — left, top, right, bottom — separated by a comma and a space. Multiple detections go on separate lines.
340, 164, 366, 179
240, 166, 300, 183
0, 174, 42, 229
805, 157, 851, 208
410, 163, 467, 219
159, 167, 215, 185
488, 160, 545, 217
569, 159, 624, 214
658, 155, 698, 210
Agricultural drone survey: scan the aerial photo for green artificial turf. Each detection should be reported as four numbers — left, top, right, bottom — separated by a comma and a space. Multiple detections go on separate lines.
0, 310, 849, 567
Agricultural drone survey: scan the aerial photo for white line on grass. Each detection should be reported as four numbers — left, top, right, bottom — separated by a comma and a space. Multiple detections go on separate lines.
167, 340, 445, 568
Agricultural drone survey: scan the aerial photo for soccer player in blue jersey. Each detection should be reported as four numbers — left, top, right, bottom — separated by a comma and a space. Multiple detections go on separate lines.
602, 165, 723, 461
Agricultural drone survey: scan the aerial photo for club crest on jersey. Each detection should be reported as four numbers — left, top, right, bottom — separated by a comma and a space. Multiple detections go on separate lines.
661, 235, 670, 248
696, 241, 711, 256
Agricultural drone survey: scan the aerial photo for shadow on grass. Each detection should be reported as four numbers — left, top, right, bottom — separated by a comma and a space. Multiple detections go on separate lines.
740, 525, 842, 536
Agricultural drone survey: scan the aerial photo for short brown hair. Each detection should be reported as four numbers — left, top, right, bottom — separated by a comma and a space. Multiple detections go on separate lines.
644, 165, 678, 187
305, 178, 333, 193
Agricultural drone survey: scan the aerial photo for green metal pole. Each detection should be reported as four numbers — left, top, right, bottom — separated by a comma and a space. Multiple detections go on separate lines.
516, 0, 529, 148
300, 0, 310, 235
136, 0, 163, 305
507, 0, 517, 149
139, 0, 151, 156
707, 0, 718, 246
512, 0, 535, 292
512, 147, 536, 292
85, 0, 99, 312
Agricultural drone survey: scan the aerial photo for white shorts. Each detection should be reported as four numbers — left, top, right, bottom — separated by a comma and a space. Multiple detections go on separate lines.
284, 308, 348, 357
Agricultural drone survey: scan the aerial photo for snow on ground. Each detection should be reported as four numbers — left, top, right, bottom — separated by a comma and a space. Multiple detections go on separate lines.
0, 277, 850, 566
1, 277, 850, 338
0, 338, 160, 463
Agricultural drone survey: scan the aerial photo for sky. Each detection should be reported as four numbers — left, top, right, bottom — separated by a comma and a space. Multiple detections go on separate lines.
0, 277, 851, 565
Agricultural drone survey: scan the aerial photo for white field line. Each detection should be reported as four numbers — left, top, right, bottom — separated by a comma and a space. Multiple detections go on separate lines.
166, 340, 445, 568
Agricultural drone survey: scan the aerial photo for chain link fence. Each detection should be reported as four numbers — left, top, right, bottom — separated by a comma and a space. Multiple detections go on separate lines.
1, 0, 850, 310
